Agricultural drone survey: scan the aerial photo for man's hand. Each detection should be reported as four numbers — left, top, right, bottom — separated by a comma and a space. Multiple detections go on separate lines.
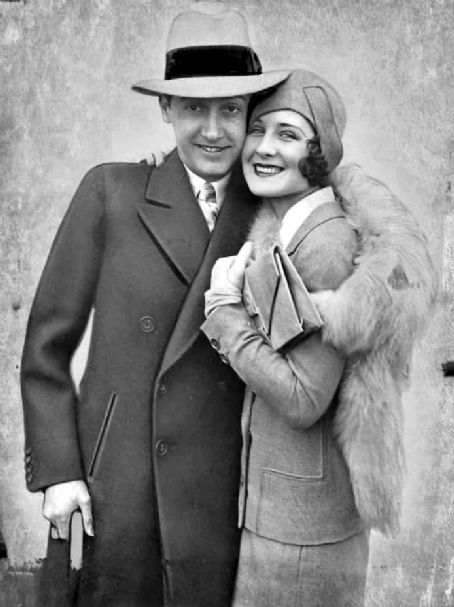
43, 480, 94, 540
210, 242, 253, 291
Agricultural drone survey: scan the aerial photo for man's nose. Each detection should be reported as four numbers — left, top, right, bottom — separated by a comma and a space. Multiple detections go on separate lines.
201, 110, 223, 141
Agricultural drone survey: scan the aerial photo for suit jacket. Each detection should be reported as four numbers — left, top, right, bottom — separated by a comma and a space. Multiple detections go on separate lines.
202, 201, 366, 546
21, 149, 260, 607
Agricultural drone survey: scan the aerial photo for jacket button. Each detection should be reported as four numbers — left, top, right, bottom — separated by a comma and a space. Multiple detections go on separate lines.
219, 353, 229, 365
25, 446, 32, 456
210, 338, 221, 351
139, 316, 155, 333
157, 383, 167, 395
155, 440, 168, 456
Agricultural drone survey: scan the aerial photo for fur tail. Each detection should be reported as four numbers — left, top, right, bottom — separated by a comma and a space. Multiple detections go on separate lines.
335, 354, 405, 536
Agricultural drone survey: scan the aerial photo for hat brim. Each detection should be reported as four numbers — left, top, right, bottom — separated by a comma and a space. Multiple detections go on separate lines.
131, 70, 290, 98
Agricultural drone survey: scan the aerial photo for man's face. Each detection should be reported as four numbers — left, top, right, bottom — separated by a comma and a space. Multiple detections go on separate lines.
160, 95, 250, 181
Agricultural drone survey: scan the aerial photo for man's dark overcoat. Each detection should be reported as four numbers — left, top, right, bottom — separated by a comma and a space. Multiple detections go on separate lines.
21, 150, 259, 607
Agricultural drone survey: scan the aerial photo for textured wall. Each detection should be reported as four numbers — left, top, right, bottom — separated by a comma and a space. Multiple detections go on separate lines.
0, 0, 453, 605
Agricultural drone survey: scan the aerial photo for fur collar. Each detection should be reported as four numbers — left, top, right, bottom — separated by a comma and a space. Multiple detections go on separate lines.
248, 200, 282, 255
247, 164, 437, 535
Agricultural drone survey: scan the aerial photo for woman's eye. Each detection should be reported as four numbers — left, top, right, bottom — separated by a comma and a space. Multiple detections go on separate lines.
187, 104, 201, 112
280, 131, 298, 140
247, 125, 263, 135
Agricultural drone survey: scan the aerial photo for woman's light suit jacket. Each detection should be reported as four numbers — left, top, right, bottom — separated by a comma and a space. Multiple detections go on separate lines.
202, 200, 366, 546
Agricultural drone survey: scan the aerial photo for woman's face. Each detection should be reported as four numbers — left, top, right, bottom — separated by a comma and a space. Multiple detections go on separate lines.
242, 109, 315, 200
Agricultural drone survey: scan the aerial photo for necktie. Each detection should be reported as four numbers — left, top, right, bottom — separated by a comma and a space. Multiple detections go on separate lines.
198, 182, 219, 232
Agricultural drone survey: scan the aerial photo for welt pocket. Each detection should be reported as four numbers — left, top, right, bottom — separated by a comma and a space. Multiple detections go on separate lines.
87, 392, 117, 483
261, 466, 325, 483
261, 420, 327, 481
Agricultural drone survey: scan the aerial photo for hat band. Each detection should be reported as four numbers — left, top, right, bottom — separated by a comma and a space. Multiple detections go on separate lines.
165, 45, 262, 80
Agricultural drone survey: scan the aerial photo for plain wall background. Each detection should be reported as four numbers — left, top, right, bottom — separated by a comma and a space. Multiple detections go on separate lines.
1, 1, 453, 605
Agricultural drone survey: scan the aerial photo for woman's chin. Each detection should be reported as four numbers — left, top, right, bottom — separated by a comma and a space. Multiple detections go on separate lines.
245, 176, 280, 198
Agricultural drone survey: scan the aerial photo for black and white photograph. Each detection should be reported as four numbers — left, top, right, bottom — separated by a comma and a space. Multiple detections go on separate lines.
0, 1, 452, 605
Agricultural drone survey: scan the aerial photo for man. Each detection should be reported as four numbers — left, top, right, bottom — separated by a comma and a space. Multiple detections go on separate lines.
20, 5, 289, 606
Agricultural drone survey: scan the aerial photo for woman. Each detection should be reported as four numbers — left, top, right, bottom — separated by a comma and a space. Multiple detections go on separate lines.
202, 70, 436, 607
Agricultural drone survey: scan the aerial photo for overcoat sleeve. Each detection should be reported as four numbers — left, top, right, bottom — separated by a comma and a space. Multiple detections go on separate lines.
202, 217, 356, 430
21, 166, 106, 492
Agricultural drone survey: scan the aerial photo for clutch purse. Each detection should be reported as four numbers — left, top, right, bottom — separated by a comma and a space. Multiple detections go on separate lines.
243, 245, 323, 352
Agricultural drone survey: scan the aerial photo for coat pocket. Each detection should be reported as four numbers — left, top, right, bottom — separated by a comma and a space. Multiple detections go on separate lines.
87, 392, 117, 483
256, 467, 327, 544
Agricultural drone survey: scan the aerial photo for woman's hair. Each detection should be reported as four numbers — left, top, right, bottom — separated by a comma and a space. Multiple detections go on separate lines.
299, 136, 330, 187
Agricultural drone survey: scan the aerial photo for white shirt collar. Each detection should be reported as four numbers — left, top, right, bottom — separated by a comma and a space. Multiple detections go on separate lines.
279, 186, 336, 248
183, 164, 230, 206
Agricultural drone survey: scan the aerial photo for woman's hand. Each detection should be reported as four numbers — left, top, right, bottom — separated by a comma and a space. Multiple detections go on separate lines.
210, 242, 253, 291
144, 151, 168, 167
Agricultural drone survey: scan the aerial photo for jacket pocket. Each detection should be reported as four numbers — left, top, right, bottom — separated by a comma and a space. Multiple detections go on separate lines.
256, 467, 326, 543
87, 392, 117, 483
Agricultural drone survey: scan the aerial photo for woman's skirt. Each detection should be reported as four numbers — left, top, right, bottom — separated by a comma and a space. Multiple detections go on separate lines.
233, 527, 369, 607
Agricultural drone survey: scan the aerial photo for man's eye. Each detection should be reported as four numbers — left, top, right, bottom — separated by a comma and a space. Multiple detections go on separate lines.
187, 104, 201, 112
225, 105, 240, 114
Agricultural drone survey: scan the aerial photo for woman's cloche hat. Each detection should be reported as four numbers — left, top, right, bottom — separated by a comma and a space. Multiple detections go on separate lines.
132, 3, 290, 98
250, 69, 346, 173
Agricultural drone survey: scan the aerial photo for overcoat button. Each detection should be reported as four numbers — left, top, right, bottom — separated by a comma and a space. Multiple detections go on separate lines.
219, 353, 229, 365
210, 338, 221, 351
25, 446, 32, 456
158, 383, 167, 394
139, 316, 155, 333
155, 440, 168, 456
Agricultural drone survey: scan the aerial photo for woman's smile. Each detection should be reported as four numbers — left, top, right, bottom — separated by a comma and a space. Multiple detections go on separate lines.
253, 163, 284, 176
242, 109, 315, 199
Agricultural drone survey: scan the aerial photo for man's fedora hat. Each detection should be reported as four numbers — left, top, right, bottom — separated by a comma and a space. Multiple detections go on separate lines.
132, 3, 289, 98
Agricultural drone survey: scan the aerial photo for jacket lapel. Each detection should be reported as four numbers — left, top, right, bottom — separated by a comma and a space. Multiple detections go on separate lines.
137, 149, 210, 285
286, 201, 346, 255
159, 163, 260, 377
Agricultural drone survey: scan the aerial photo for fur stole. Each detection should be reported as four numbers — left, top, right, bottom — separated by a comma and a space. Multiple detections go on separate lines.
247, 164, 437, 536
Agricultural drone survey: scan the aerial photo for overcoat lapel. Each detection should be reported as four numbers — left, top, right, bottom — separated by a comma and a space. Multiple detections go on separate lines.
137, 149, 210, 285
159, 163, 260, 377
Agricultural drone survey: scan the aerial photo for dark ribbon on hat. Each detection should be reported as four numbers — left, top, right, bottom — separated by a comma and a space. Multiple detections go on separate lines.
165, 45, 262, 80
302, 86, 343, 172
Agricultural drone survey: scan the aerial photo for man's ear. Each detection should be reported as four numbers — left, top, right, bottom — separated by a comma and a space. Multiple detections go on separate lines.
159, 95, 172, 123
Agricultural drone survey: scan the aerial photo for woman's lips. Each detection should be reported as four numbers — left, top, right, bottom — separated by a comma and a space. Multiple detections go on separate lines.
253, 163, 283, 176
